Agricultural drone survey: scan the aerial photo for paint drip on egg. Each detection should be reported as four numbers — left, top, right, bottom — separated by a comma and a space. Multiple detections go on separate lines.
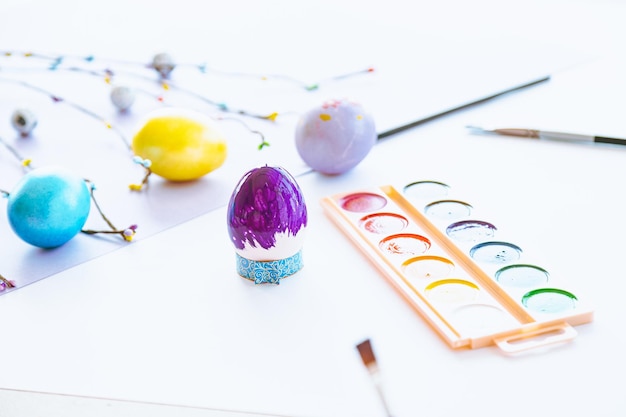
227, 165, 307, 284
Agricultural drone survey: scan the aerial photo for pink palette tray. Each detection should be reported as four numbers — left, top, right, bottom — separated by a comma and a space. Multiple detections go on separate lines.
321, 181, 594, 353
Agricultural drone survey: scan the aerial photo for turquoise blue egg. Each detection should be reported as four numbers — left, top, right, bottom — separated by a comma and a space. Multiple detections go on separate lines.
7, 166, 91, 248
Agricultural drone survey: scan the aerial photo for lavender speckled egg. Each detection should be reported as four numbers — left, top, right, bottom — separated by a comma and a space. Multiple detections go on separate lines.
227, 166, 307, 284
295, 99, 376, 175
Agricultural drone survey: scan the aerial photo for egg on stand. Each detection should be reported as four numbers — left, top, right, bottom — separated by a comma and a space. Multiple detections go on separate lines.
227, 166, 307, 285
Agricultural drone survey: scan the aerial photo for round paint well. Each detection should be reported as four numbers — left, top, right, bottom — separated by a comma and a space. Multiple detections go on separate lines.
521, 288, 578, 314
469, 241, 522, 264
424, 200, 473, 220
360, 213, 408, 234
379, 233, 430, 256
451, 304, 514, 333
403, 181, 450, 201
402, 255, 454, 280
339, 192, 387, 212
424, 279, 480, 303
446, 220, 496, 242
495, 264, 549, 288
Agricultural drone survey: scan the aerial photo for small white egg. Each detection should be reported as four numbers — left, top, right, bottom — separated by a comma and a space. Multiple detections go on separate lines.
11, 108, 38, 136
110, 85, 136, 111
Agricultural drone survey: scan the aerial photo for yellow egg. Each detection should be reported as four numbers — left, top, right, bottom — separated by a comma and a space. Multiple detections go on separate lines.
132, 108, 227, 181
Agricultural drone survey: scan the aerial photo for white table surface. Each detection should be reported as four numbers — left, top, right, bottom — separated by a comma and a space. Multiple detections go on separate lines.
1, 1, 626, 416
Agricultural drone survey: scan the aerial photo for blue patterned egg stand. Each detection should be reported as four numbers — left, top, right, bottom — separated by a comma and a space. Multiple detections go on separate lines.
236, 251, 303, 284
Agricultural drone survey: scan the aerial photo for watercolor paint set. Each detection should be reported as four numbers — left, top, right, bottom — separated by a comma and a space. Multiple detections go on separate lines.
321, 181, 594, 352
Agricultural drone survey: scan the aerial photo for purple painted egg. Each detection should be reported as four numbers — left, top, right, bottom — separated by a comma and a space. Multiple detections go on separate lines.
295, 98, 377, 175
227, 166, 307, 284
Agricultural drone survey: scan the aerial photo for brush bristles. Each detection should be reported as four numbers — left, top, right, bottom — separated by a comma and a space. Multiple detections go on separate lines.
356, 338, 376, 367
356, 338, 392, 416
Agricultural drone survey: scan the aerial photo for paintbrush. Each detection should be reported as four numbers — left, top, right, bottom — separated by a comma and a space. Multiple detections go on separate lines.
356, 339, 393, 417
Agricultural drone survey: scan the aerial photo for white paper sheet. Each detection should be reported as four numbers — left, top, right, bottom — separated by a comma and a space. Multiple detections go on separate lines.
0, 0, 585, 291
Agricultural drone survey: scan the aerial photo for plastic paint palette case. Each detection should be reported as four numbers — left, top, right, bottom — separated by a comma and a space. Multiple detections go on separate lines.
321, 181, 594, 352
